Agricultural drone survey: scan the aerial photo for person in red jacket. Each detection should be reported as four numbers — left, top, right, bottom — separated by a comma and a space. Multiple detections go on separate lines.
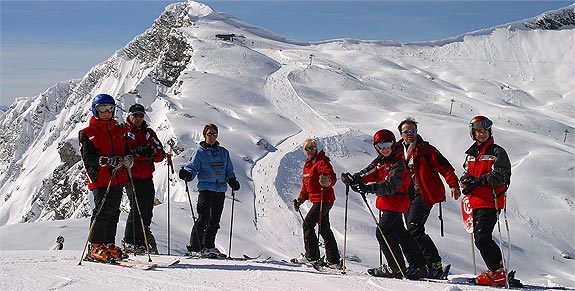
347, 129, 428, 279
460, 116, 511, 286
79, 94, 133, 262
122, 104, 166, 255
292, 138, 341, 268
398, 117, 461, 278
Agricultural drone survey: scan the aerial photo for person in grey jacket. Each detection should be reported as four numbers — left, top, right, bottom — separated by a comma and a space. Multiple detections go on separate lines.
179, 123, 240, 257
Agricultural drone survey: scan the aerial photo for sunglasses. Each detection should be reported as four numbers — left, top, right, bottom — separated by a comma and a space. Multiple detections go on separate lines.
95, 104, 115, 113
130, 112, 144, 118
401, 129, 418, 135
206, 132, 218, 137
374, 141, 394, 151
304, 146, 317, 152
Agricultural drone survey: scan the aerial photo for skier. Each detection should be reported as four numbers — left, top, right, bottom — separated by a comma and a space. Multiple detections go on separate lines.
292, 138, 341, 269
122, 104, 166, 255
345, 129, 428, 278
179, 123, 240, 258
79, 93, 132, 262
460, 116, 511, 286
49, 236, 64, 250
397, 117, 461, 278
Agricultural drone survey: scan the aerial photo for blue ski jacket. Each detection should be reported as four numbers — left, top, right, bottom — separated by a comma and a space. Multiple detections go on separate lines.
183, 141, 236, 192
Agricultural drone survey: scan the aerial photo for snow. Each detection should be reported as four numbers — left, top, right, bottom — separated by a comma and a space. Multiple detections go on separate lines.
0, 1, 574, 290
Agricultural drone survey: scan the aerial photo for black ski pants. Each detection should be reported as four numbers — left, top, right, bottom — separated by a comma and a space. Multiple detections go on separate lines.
302, 202, 341, 264
189, 190, 225, 251
376, 210, 427, 271
90, 185, 123, 244
124, 177, 155, 247
473, 208, 503, 271
404, 194, 442, 265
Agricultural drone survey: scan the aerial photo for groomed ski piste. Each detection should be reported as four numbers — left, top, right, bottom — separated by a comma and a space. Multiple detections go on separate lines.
0, 1, 574, 290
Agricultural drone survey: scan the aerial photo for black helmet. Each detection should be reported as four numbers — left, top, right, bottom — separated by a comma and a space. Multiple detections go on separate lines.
469, 115, 493, 140
129, 103, 145, 114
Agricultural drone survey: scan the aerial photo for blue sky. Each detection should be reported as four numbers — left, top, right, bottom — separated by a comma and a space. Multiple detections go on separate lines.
1, 0, 572, 106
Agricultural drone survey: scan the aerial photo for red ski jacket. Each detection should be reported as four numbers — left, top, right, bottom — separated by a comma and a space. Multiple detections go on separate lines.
125, 120, 166, 180
463, 137, 511, 209
401, 135, 459, 208
79, 117, 129, 190
298, 150, 337, 203
361, 151, 411, 213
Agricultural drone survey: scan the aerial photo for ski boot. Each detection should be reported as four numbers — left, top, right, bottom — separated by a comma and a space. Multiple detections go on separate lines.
87, 243, 112, 263
476, 267, 506, 286
107, 243, 129, 261
405, 265, 428, 280
367, 264, 404, 278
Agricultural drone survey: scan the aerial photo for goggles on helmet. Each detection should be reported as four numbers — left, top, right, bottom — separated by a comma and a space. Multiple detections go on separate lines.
95, 103, 115, 113
470, 118, 492, 130
374, 141, 394, 151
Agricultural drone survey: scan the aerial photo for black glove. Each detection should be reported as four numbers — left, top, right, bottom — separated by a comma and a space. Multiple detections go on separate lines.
460, 175, 480, 187
342, 172, 363, 187
293, 197, 305, 211
135, 144, 155, 157
460, 175, 480, 195
228, 177, 240, 191
359, 183, 376, 194
351, 173, 363, 186
179, 168, 192, 182
106, 156, 123, 168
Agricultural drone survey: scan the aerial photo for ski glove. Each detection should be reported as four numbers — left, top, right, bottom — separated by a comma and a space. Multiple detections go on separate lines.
123, 155, 134, 169
293, 197, 305, 212
460, 175, 481, 195
179, 168, 192, 182
135, 144, 155, 157
101, 156, 123, 168
228, 177, 240, 191
319, 174, 332, 187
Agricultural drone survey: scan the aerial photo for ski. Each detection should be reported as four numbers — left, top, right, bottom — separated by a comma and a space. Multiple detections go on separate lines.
286, 258, 323, 271
185, 253, 268, 262
426, 270, 568, 290
83, 258, 157, 270
127, 258, 180, 268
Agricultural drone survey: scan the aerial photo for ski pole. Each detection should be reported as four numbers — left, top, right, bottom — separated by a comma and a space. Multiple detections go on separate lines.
184, 179, 202, 252
341, 184, 349, 274
228, 189, 236, 258
493, 187, 508, 289
297, 208, 305, 221
127, 167, 152, 262
359, 192, 406, 279
471, 233, 477, 275
318, 184, 324, 247
379, 210, 383, 267
439, 202, 444, 237
167, 152, 173, 255
79, 164, 120, 265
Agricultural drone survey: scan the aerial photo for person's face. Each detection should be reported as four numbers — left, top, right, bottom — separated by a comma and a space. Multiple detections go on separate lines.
400, 123, 418, 145
205, 130, 218, 145
128, 112, 145, 127
378, 146, 393, 157
474, 128, 490, 143
304, 144, 317, 160
95, 103, 115, 121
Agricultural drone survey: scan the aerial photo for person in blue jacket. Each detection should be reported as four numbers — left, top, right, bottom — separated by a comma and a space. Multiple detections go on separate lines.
179, 123, 240, 257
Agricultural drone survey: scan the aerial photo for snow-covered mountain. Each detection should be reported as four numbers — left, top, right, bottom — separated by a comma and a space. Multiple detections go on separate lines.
0, 1, 573, 288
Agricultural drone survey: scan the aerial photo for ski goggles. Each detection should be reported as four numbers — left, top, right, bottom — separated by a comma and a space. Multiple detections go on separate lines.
470, 118, 493, 130
374, 141, 394, 151
401, 129, 417, 135
304, 146, 317, 152
95, 103, 115, 113
130, 112, 145, 118
206, 132, 218, 137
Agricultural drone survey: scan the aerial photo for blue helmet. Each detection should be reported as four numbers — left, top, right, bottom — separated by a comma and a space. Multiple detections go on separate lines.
91, 94, 115, 117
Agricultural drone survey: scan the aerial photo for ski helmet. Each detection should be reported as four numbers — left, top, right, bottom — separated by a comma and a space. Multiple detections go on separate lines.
91, 94, 115, 118
469, 115, 493, 140
373, 129, 395, 151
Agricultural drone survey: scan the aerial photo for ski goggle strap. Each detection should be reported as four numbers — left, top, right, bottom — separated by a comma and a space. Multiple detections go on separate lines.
95, 103, 115, 113
470, 118, 492, 130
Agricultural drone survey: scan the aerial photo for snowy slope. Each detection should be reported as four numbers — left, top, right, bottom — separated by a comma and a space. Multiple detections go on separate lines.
0, 1, 574, 289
